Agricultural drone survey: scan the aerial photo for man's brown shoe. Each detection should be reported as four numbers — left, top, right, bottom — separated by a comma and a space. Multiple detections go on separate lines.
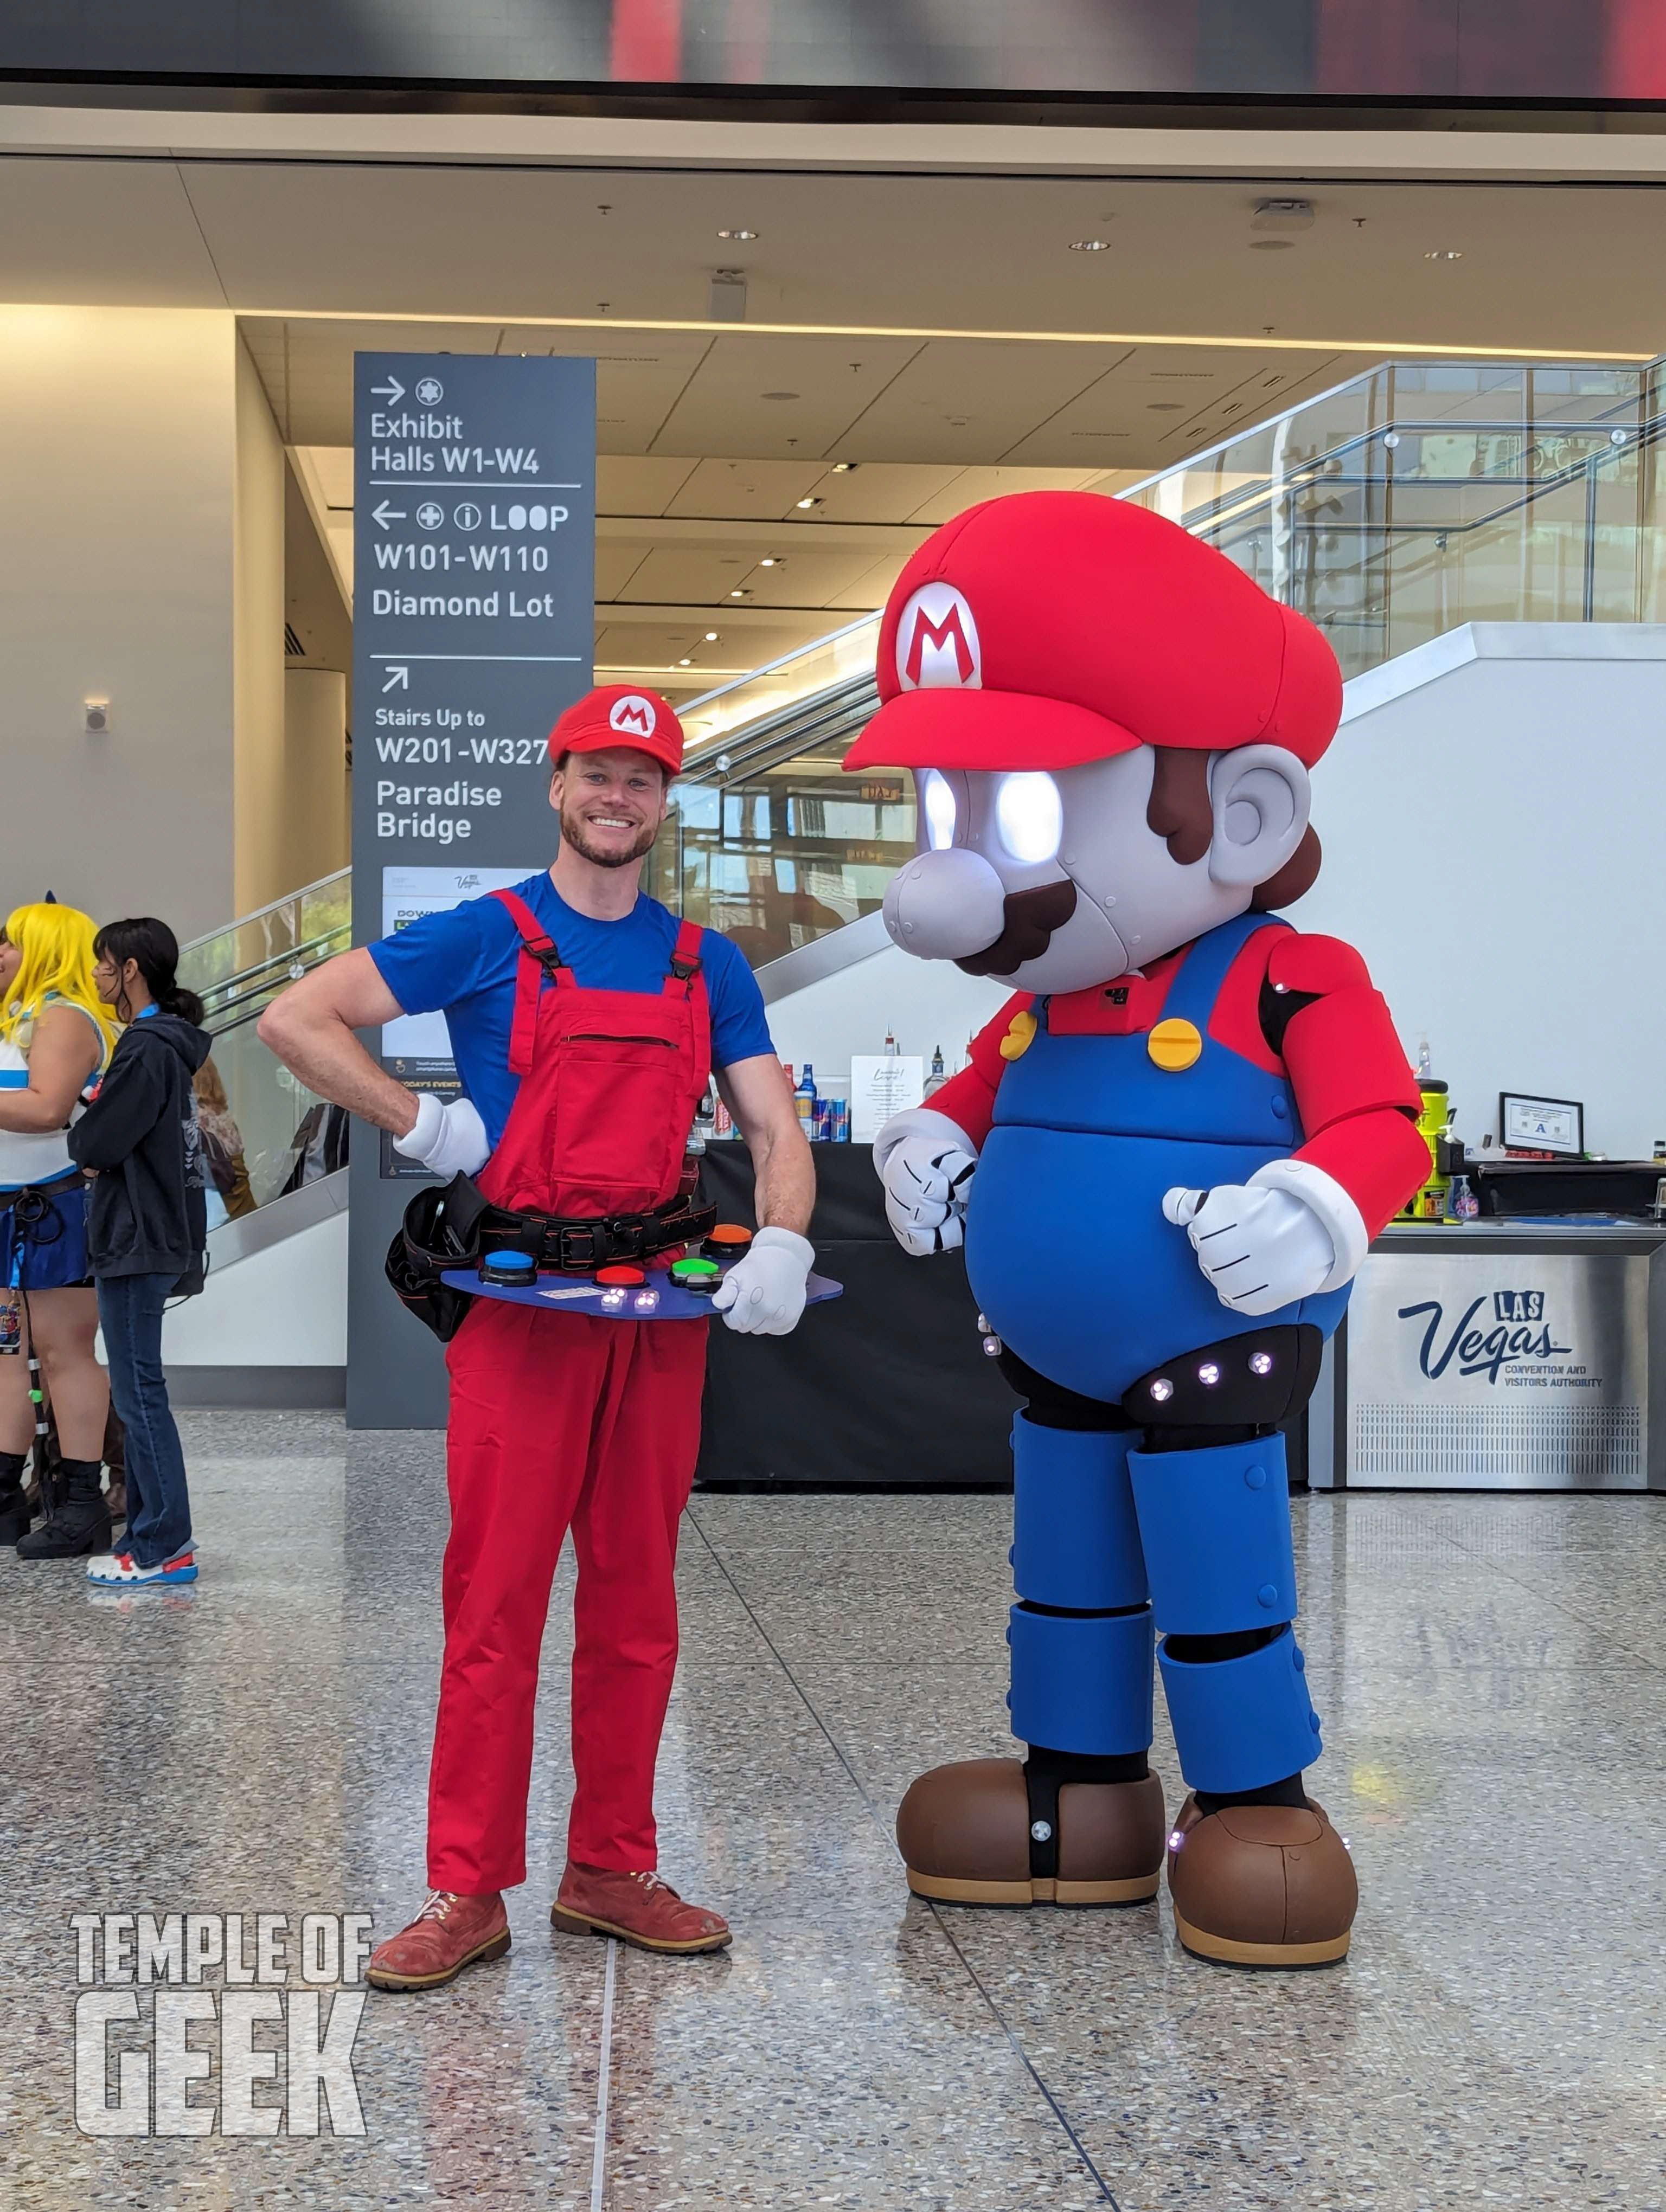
366, 1890, 511, 1992
551, 1864, 732, 1954
896, 1757, 1166, 1906
1167, 1793, 1357, 1967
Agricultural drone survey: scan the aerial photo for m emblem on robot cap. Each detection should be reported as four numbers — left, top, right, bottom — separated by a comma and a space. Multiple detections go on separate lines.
896, 583, 982, 691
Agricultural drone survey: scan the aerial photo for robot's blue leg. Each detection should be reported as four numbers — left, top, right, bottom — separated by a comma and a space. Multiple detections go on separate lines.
1126, 1424, 1356, 1965
896, 1410, 1167, 1905
1127, 1426, 1318, 1795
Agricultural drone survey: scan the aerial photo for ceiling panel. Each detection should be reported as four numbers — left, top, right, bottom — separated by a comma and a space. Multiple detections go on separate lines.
839, 340, 1123, 466
651, 335, 924, 460
663, 458, 829, 519
595, 455, 703, 515
795, 461, 965, 523
0, 158, 225, 307
613, 545, 762, 604
732, 549, 887, 607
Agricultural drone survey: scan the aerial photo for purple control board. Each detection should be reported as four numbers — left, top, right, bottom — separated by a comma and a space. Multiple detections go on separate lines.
439, 1262, 843, 1323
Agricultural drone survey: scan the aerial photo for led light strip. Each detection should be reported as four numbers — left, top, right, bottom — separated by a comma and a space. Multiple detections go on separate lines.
258, 305, 1652, 362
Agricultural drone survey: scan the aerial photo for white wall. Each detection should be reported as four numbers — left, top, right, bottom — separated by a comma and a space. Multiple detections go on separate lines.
1297, 622, 1666, 1160
232, 335, 290, 917
764, 941, 1011, 1096
0, 306, 241, 938
280, 667, 350, 894
159, 1206, 348, 1368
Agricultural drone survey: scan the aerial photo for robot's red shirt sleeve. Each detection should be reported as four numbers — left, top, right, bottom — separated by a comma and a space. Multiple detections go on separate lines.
926, 993, 1033, 1150
1268, 934, 1429, 1237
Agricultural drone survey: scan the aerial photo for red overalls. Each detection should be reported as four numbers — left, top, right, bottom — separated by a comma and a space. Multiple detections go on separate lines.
428, 890, 713, 1894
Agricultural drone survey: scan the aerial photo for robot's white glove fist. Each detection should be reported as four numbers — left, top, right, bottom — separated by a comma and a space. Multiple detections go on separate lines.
1164, 1182, 1332, 1316
713, 1226, 816, 1336
874, 1109, 978, 1258
394, 1090, 490, 1179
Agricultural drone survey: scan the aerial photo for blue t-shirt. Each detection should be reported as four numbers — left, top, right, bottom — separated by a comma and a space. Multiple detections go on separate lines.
369, 874, 775, 1148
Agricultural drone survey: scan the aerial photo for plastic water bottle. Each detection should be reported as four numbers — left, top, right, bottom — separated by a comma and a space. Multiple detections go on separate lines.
794, 1064, 818, 1133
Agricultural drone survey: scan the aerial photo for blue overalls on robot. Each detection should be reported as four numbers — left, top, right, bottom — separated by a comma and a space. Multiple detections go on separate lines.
965, 913, 1349, 1814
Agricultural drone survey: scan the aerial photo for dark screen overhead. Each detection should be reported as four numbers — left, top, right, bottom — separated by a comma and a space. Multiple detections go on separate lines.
3, 0, 1664, 104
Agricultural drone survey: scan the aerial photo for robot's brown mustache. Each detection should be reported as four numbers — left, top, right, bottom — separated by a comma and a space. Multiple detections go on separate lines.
954, 879, 1079, 978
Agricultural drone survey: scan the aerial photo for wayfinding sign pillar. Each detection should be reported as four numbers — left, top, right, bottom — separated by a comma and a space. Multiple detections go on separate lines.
348, 354, 595, 1427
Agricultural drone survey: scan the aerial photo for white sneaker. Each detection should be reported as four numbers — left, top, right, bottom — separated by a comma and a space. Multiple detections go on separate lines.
86, 1548, 198, 1587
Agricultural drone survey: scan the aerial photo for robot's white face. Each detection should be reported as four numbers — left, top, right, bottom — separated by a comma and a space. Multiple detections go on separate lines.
882, 745, 1312, 993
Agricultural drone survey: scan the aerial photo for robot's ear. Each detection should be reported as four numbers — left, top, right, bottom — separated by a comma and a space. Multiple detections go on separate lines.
1205, 745, 1311, 891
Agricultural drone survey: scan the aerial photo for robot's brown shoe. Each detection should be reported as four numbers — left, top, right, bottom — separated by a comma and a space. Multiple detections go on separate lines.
1167, 1793, 1357, 1967
896, 1757, 1165, 1905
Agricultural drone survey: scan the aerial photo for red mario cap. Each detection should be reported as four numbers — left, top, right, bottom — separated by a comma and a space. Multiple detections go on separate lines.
843, 492, 1342, 775
550, 684, 684, 776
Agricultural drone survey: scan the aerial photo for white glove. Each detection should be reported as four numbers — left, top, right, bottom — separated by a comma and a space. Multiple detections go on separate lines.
874, 1108, 979, 1257
1164, 1177, 1337, 1318
393, 1091, 490, 1179
713, 1226, 815, 1336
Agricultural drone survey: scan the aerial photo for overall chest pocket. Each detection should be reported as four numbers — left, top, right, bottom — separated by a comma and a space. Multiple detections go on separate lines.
544, 1025, 687, 1213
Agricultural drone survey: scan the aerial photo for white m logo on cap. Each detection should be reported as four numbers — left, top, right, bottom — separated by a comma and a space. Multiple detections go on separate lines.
609, 693, 658, 736
895, 583, 982, 692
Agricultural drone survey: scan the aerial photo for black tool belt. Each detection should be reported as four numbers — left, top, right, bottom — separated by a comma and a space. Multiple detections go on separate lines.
385, 1171, 718, 1342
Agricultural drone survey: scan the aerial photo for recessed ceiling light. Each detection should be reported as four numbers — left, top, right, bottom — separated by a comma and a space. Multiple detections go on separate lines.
717, 228, 759, 241
830, 461, 856, 473
678, 657, 693, 666
1070, 239, 1111, 252
704, 631, 719, 641
729, 588, 750, 598
1249, 239, 1295, 252
761, 391, 799, 401
796, 496, 822, 509
1425, 249, 1464, 260
759, 557, 779, 567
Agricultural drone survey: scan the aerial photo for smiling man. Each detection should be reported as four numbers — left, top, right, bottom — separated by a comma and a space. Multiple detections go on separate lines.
259, 684, 816, 1988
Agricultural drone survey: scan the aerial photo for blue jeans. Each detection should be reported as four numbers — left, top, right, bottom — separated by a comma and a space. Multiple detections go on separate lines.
97, 1274, 193, 1567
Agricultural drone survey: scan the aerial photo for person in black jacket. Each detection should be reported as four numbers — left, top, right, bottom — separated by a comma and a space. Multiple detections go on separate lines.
69, 918, 210, 1588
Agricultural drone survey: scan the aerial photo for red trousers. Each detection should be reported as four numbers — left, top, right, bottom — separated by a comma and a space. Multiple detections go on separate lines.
427, 1298, 708, 1894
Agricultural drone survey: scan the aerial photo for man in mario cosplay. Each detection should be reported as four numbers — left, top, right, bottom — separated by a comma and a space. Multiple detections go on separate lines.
261, 684, 815, 1989
854, 493, 1427, 1967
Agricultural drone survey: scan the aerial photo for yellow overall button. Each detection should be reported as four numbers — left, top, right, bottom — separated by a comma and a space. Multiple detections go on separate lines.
999, 1009, 1038, 1060
1148, 1017, 1203, 1072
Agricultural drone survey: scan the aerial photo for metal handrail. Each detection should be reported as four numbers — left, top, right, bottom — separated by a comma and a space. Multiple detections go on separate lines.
1116, 363, 1648, 506
179, 866, 349, 955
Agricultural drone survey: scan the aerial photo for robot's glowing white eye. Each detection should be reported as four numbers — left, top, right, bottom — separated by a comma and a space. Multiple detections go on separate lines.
920, 770, 957, 852
995, 773, 1062, 865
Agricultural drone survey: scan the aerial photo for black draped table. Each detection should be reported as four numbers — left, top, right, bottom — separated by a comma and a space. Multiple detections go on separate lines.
695, 1142, 1019, 1487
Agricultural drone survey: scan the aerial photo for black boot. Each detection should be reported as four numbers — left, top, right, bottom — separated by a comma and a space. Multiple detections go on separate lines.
0, 1450, 30, 1545
16, 1458, 111, 1560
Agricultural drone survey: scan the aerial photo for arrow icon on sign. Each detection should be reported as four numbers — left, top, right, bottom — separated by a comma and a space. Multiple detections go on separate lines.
371, 500, 406, 530
382, 666, 409, 693
371, 375, 406, 404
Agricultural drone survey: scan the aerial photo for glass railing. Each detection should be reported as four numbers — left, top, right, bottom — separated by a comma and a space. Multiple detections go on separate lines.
178, 873, 351, 1218
1123, 359, 1666, 679
677, 618, 881, 762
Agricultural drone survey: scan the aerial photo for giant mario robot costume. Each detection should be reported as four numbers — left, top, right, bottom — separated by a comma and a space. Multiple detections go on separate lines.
853, 494, 1427, 1967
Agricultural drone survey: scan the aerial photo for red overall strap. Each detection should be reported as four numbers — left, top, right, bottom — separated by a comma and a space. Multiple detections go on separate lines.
661, 917, 705, 996
492, 888, 574, 1077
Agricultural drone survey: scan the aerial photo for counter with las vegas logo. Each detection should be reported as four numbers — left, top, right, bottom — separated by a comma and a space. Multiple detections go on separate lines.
1311, 1207, 1666, 1491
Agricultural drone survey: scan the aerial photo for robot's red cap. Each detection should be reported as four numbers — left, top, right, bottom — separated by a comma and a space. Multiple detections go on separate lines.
551, 684, 684, 776
843, 492, 1342, 775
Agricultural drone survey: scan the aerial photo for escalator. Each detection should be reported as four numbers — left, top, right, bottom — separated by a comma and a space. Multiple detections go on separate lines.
186, 348, 1666, 1287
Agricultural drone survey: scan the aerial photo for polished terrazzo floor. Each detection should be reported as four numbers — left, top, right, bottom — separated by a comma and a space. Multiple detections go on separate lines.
2, 1410, 1662, 2209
